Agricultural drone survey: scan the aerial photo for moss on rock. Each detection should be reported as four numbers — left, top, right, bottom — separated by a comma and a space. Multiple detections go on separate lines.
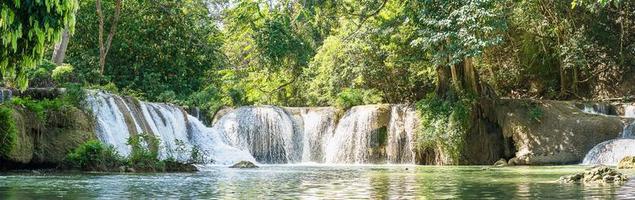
2, 104, 96, 167
0, 106, 18, 159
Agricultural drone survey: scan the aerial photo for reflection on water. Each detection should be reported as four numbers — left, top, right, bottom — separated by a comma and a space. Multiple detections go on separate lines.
0, 165, 634, 199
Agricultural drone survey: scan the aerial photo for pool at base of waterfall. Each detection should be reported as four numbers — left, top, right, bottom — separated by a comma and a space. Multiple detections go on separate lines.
1, 165, 634, 199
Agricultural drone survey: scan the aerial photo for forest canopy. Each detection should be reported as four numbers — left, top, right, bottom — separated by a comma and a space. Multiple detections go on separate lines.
1, 0, 633, 110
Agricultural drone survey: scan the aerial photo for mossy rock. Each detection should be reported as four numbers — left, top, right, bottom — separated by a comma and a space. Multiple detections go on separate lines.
559, 165, 628, 185
3, 105, 96, 166
618, 156, 635, 169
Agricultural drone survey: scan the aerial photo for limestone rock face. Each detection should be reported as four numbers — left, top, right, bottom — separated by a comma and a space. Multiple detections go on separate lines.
558, 165, 628, 185
229, 161, 259, 168
4, 106, 96, 166
618, 156, 635, 169
496, 99, 623, 165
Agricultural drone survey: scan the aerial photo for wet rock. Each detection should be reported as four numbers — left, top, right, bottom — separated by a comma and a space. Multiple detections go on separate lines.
618, 156, 635, 169
229, 161, 258, 168
558, 165, 628, 185
493, 159, 508, 167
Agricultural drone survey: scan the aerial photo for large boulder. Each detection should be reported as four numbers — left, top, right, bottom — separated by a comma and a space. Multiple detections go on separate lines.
618, 156, 635, 169
496, 99, 624, 165
2, 106, 96, 167
558, 165, 628, 185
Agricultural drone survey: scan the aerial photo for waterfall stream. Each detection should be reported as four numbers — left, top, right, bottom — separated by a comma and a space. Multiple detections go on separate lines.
86, 91, 420, 165
582, 104, 635, 165
87, 91, 255, 165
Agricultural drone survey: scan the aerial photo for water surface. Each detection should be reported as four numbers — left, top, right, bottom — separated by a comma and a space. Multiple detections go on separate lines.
0, 165, 633, 199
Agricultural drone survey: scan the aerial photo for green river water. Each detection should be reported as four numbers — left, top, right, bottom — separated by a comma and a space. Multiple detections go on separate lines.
0, 165, 633, 199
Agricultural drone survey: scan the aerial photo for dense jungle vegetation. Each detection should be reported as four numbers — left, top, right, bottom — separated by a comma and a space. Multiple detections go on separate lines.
3, 0, 633, 107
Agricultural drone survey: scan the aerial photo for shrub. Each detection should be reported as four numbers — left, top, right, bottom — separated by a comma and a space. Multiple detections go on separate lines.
62, 83, 88, 109
127, 133, 164, 171
27, 60, 56, 87
0, 106, 17, 158
65, 140, 123, 171
415, 93, 472, 164
9, 97, 64, 122
51, 64, 75, 85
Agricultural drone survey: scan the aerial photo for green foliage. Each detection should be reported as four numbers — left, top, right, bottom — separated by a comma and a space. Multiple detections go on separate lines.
27, 60, 57, 88
416, 94, 472, 164
7, 87, 86, 121
51, 64, 75, 85
0, 106, 17, 158
186, 86, 224, 117
9, 97, 65, 121
334, 88, 383, 110
407, 0, 507, 66
62, 83, 87, 108
65, 140, 123, 171
0, 0, 78, 89
66, 0, 224, 103
127, 133, 164, 171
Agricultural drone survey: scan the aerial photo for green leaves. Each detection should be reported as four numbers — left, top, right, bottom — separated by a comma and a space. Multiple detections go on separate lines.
407, 0, 507, 66
0, 0, 78, 89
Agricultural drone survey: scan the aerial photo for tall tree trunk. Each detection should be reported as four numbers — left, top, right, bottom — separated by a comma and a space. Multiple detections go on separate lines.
435, 65, 452, 98
96, 0, 122, 75
51, 28, 70, 65
462, 57, 481, 96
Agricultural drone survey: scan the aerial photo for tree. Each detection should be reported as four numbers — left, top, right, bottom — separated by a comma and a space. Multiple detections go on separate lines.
51, 28, 71, 65
0, 0, 78, 89
407, 0, 507, 97
66, 0, 225, 102
96, 0, 122, 75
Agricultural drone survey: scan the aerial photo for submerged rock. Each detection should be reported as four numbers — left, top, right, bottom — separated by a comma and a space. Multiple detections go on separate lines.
558, 165, 628, 185
229, 161, 258, 168
618, 156, 635, 169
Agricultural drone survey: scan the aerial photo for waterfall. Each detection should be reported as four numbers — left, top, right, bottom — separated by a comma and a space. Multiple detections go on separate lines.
86, 91, 254, 165
213, 106, 301, 164
581, 103, 610, 115
291, 107, 338, 163
86, 91, 421, 165
324, 105, 391, 164
582, 104, 635, 165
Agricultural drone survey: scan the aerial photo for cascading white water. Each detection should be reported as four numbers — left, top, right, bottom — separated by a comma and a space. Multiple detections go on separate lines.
582, 103, 610, 115
87, 92, 134, 156
86, 91, 254, 165
214, 106, 300, 164
293, 107, 338, 163
582, 104, 635, 165
324, 106, 388, 164
87, 91, 420, 165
